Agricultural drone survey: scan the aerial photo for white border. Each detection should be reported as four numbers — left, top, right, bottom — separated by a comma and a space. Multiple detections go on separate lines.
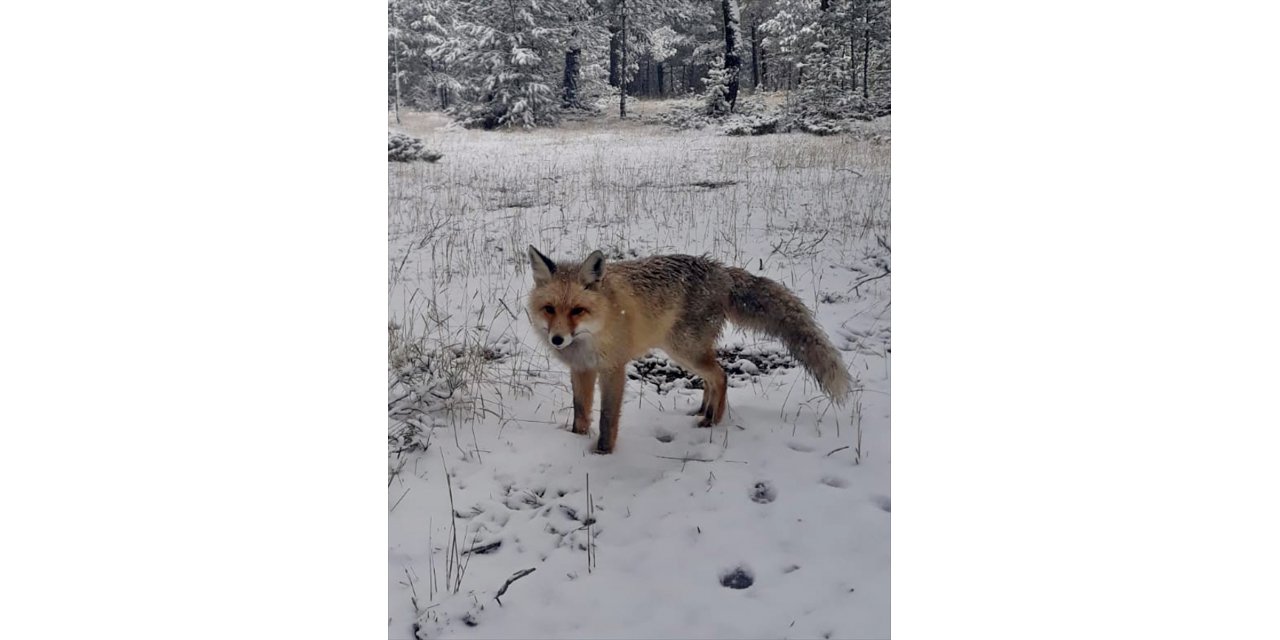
2, 1, 386, 638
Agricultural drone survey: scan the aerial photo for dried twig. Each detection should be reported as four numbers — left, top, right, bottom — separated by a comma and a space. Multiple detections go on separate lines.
850, 268, 891, 296
586, 473, 596, 573
404, 566, 420, 617
493, 568, 536, 606
656, 453, 715, 464
654, 454, 748, 464
390, 487, 411, 513
462, 540, 502, 556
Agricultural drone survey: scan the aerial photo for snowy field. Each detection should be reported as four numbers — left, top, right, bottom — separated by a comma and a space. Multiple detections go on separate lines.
388, 105, 891, 639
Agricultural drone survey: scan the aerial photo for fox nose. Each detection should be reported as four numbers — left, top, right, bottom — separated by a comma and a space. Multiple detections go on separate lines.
550, 335, 564, 347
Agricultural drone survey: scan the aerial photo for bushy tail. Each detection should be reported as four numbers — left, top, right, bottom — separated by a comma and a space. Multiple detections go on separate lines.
725, 267, 852, 402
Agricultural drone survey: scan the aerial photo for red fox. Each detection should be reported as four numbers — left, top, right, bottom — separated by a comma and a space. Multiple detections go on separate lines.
527, 246, 852, 454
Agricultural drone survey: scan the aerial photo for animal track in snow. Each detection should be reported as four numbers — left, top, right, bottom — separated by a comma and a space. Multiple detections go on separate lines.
820, 476, 849, 489
835, 326, 891, 356
719, 565, 755, 590
786, 440, 816, 452
750, 480, 778, 504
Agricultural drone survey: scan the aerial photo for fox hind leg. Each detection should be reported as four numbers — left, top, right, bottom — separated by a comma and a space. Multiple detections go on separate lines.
670, 345, 728, 427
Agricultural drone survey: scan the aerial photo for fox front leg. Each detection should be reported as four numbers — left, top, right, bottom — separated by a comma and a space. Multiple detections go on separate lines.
570, 369, 597, 435
595, 367, 627, 454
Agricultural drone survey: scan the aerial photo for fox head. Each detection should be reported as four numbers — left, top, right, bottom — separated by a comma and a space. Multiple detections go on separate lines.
526, 246, 607, 351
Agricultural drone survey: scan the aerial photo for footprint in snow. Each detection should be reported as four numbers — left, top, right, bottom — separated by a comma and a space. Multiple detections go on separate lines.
872, 495, 891, 512
654, 428, 675, 443
836, 326, 891, 355
786, 440, 816, 452
749, 480, 778, 504
820, 476, 849, 489
719, 565, 755, 590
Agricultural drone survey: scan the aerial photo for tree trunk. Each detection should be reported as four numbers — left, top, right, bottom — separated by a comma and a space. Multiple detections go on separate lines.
760, 39, 768, 91
563, 47, 581, 108
657, 61, 665, 96
862, 2, 871, 100
619, 0, 627, 118
850, 27, 857, 93
608, 26, 622, 87
813, 0, 831, 103
750, 21, 760, 90
391, 29, 401, 123
721, 0, 742, 111
862, 28, 871, 100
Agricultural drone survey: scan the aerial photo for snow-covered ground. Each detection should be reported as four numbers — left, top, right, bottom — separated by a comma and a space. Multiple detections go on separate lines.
388, 108, 890, 639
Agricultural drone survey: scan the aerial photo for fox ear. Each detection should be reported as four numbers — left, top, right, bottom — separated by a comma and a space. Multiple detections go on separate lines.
528, 246, 556, 284
579, 250, 605, 288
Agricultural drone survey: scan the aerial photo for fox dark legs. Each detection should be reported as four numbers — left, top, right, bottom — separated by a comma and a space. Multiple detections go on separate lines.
595, 367, 627, 453
570, 369, 597, 435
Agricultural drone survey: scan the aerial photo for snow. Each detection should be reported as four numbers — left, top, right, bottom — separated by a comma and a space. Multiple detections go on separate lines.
389, 109, 890, 639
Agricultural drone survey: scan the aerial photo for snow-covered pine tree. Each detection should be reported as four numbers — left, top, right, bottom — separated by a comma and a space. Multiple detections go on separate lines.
388, 0, 458, 111
389, 0, 888, 130
760, 0, 890, 129
696, 0, 744, 116
648, 26, 678, 96
433, 0, 595, 128
386, 0, 463, 111
703, 56, 733, 115
558, 0, 612, 111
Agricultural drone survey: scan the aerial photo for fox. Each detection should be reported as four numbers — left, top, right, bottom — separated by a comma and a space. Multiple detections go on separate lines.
526, 246, 852, 454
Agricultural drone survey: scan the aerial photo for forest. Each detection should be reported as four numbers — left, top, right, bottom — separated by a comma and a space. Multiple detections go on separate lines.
389, 0, 890, 131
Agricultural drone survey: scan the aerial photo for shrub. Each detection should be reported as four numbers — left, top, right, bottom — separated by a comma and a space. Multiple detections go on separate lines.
389, 132, 443, 162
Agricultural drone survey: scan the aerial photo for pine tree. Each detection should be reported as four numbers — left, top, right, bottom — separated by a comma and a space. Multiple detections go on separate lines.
760, 0, 891, 128
389, 0, 889, 130
434, 0, 594, 128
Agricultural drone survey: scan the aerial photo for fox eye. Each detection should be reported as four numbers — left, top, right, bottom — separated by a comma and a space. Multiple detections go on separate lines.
570, 307, 586, 316
542, 305, 555, 314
